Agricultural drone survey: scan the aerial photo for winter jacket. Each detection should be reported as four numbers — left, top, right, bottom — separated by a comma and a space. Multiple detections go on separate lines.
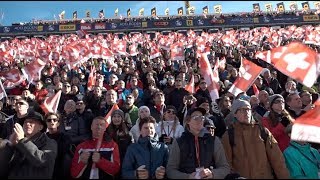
0, 114, 28, 139
261, 114, 291, 152
221, 121, 290, 179
166, 128, 230, 179
0, 132, 57, 179
284, 141, 320, 179
121, 134, 169, 179
156, 120, 184, 144
70, 138, 120, 179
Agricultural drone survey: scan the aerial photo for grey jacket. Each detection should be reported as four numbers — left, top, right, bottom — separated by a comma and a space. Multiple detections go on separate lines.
166, 128, 230, 179
0, 132, 57, 179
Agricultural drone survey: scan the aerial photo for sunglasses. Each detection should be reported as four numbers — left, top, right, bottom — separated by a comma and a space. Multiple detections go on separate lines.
166, 110, 176, 114
47, 118, 59, 122
191, 115, 205, 121
15, 102, 26, 106
76, 102, 84, 105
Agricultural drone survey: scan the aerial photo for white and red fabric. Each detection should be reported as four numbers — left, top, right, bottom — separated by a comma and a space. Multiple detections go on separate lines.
40, 90, 62, 114
170, 42, 185, 61
101, 44, 114, 60
255, 42, 320, 87
228, 58, 263, 97
199, 53, 220, 102
21, 58, 46, 83
0, 69, 26, 89
87, 66, 96, 91
0, 80, 7, 100
112, 40, 127, 56
129, 43, 138, 56
149, 42, 161, 59
291, 98, 320, 143
185, 75, 195, 94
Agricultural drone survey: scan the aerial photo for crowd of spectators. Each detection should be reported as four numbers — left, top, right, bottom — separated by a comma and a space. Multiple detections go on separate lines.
0, 20, 319, 179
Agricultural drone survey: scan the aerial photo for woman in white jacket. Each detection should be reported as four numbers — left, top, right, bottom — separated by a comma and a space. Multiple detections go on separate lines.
129, 106, 153, 142
156, 105, 184, 146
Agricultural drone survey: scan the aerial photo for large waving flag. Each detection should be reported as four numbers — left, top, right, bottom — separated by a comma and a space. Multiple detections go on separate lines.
256, 42, 320, 87
199, 53, 220, 102
291, 98, 320, 143
0, 68, 26, 89
40, 90, 62, 114
228, 57, 264, 97
21, 58, 46, 83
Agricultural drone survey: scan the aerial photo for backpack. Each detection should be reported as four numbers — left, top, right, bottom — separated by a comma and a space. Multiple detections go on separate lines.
227, 124, 269, 148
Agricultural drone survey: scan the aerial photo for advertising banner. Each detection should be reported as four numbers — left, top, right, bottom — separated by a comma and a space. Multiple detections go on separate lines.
94, 23, 106, 30
12, 25, 41, 33
59, 24, 76, 31
302, 14, 320, 22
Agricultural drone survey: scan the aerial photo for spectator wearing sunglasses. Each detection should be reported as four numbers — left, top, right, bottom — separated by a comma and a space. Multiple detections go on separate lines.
156, 106, 184, 146
45, 112, 72, 179
166, 107, 230, 179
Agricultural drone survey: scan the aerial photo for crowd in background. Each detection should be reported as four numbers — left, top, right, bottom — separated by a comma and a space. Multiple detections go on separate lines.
0, 22, 319, 179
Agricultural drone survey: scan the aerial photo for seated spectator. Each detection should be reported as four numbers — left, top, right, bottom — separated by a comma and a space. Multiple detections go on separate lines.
0, 111, 57, 179
70, 116, 121, 179
122, 116, 168, 179
166, 107, 230, 179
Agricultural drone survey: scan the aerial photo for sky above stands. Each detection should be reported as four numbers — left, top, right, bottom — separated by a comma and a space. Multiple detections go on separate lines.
0, 1, 318, 26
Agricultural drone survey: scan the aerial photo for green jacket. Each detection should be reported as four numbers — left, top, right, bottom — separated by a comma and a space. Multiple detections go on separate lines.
283, 141, 320, 179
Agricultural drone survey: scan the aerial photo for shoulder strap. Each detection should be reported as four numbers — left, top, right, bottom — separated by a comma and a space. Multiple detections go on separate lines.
227, 126, 235, 147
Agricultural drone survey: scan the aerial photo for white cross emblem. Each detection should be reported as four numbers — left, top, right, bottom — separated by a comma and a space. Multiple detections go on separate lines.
283, 52, 310, 72
118, 43, 125, 51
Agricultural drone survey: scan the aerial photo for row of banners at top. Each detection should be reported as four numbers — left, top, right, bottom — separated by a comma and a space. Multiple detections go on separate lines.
1, 14, 319, 34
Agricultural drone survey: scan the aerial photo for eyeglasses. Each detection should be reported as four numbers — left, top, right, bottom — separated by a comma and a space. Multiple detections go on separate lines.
46, 118, 59, 122
273, 100, 284, 104
15, 102, 26, 106
237, 108, 252, 113
76, 102, 84, 105
166, 110, 176, 114
191, 115, 205, 121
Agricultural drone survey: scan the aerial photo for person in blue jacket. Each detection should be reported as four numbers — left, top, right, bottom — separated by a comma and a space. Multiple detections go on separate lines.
122, 116, 169, 179
283, 125, 320, 179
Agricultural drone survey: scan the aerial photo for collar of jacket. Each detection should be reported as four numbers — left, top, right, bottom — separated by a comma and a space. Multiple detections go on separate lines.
184, 127, 210, 138
232, 120, 256, 129
138, 133, 160, 148
290, 141, 311, 149
28, 132, 47, 149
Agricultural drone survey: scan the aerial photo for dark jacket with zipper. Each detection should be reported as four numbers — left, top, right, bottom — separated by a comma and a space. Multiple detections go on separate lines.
121, 134, 169, 179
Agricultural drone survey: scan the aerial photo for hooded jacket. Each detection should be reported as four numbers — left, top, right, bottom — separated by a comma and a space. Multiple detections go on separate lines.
121, 134, 169, 179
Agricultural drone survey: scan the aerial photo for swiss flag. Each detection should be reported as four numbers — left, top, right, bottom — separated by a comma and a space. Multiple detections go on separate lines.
256, 42, 320, 87
87, 66, 96, 91
21, 58, 46, 83
199, 53, 220, 102
170, 42, 185, 61
228, 58, 263, 97
129, 43, 138, 56
0, 80, 7, 100
291, 98, 320, 143
40, 90, 62, 114
113, 40, 127, 56
149, 42, 161, 59
252, 83, 260, 97
101, 44, 114, 60
185, 74, 195, 94
0, 69, 26, 89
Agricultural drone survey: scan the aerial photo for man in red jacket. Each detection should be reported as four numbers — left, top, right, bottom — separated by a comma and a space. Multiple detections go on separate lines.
70, 116, 120, 179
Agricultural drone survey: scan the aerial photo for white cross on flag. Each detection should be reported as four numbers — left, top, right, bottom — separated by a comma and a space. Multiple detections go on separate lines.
0, 80, 7, 100
228, 58, 264, 97
101, 44, 114, 60
21, 58, 46, 83
199, 53, 220, 102
129, 43, 138, 56
40, 90, 62, 114
291, 98, 320, 143
0, 69, 26, 89
255, 42, 320, 87
170, 42, 185, 61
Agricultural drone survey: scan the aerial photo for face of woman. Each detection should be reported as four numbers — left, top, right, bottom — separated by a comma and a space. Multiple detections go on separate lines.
112, 114, 122, 126
139, 109, 150, 119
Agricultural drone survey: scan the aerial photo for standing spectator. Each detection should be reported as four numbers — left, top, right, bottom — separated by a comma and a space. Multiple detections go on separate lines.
58, 82, 75, 112
149, 90, 166, 122
121, 93, 138, 128
75, 95, 95, 136
130, 106, 151, 142
123, 75, 144, 102
262, 68, 282, 94
166, 107, 230, 179
255, 90, 270, 117
162, 74, 175, 100
45, 112, 72, 179
70, 116, 121, 179
0, 111, 57, 179
32, 80, 48, 104
0, 98, 29, 139
221, 99, 289, 179
100, 89, 119, 116
261, 94, 294, 152
106, 109, 133, 176
86, 86, 104, 116
283, 125, 320, 179
122, 116, 168, 179
156, 105, 184, 146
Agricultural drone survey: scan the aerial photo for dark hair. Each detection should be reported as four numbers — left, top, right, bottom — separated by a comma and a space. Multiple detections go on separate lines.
44, 112, 60, 122
268, 109, 294, 127
139, 116, 156, 130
